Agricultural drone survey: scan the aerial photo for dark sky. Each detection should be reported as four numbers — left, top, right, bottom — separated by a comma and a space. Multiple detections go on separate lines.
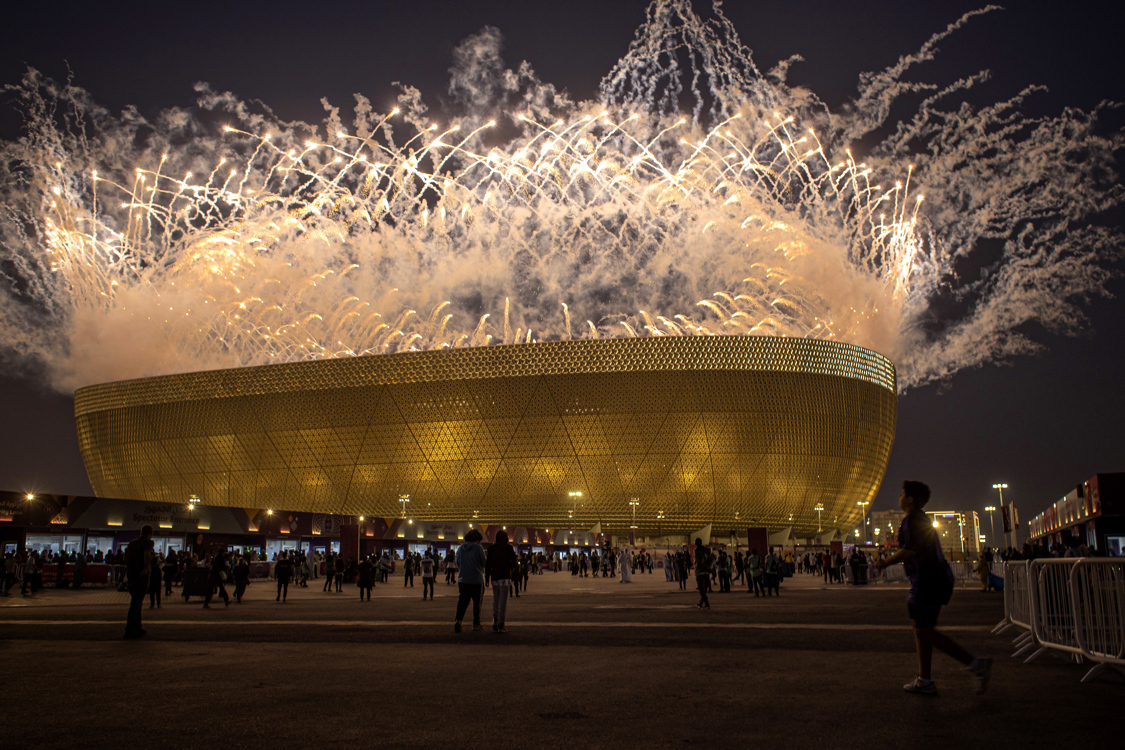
1, 0, 1122, 539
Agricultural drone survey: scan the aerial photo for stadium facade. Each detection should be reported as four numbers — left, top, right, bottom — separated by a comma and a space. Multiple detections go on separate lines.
74, 337, 897, 539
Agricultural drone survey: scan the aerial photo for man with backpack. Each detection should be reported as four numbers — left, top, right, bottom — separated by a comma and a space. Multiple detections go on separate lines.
123, 525, 154, 639
876, 480, 992, 696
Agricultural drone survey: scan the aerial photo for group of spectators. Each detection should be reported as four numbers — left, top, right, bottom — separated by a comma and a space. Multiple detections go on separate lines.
2, 547, 137, 595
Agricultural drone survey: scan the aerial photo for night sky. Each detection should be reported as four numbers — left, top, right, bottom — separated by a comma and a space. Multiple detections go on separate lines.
1, 0, 1122, 542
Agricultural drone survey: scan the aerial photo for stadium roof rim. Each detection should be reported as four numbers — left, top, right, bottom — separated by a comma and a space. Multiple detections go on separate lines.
75, 336, 896, 415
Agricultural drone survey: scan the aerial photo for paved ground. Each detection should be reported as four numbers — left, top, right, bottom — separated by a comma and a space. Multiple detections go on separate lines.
2, 571, 1119, 747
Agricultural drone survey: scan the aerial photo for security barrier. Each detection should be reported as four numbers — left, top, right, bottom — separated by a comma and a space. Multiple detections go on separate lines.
1070, 559, 1125, 682
992, 558, 1125, 682
882, 564, 906, 583
1022, 559, 1082, 663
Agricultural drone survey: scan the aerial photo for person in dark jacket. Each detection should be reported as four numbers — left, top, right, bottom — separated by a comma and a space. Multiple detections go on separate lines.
453, 529, 487, 632
358, 556, 375, 600
486, 530, 519, 632
274, 552, 293, 602
203, 551, 230, 609
233, 556, 250, 603
123, 526, 153, 638
694, 539, 712, 610
333, 555, 345, 592
147, 554, 162, 608
162, 549, 178, 596
323, 552, 335, 591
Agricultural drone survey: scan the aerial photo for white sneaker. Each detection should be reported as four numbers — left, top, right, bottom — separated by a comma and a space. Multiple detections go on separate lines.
903, 677, 937, 695
967, 657, 993, 694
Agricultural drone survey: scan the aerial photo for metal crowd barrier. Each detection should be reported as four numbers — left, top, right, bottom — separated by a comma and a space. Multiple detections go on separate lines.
1021, 559, 1082, 663
1070, 559, 1125, 682
992, 558, 1125, 682
882, 564, 906, 583
994, 561, 1031, 634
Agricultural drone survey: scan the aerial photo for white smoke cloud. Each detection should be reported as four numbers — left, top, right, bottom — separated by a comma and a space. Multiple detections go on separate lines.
0, 1, 1120, 394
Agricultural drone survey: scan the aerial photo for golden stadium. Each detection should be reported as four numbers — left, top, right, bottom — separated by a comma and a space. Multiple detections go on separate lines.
74, 337, 896, 537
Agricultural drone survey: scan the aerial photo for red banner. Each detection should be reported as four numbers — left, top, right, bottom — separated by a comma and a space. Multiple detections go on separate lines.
1001, 505, 1011, 534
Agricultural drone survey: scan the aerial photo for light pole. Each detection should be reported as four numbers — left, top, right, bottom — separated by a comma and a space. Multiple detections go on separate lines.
984, 505, 997, 551
569, 491, 582, 523
857, 501, 870, 545
629, 498, 639, 529
399, 494, 410, 519
814, 504, 824, 533
992, 484, 1009, 551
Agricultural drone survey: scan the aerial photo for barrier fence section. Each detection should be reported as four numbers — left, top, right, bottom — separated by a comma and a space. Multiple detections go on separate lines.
993, 558, 1125, 682
1070, 559, 1125, 683
1023, 559, 1082, 663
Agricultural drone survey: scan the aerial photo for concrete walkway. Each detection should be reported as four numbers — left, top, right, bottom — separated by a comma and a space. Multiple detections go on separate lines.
2, 569, 1118, 747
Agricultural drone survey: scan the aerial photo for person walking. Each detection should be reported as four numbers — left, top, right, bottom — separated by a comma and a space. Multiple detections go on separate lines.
444, 549, 458, 585
486, 530, 518, 632
378, 550, 392, 584
203, 551, 231, 609
233, 555, 250, 603
875, 480, 992, 695
674, 552, 688, 591
420, 551, 436, 600
694, 540, 712, 609
275, 552, 294, 602
123, 525, 154, 639
147, 553, 163, 609
21, 551, 39, 595
717, 550, 732, 592
333, 555, 344, 592
73, 550, 87, 589
764, 548, 780, 596
298, 553, 310, 587
323, 552, 335, 591
403, 554, 415, 588
747, 549, 765, 596
162, 550, 178, 597
619, 547, 632, 583
453, 529, 487, 632
2, 551, 17, 596
358, 555, 375, 601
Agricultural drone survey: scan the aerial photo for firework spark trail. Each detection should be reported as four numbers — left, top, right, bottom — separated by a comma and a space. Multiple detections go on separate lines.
0, 1, 1120, 393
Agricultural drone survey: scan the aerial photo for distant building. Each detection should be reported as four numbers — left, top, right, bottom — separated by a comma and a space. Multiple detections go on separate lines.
870, 509, 905, 546
1027, 473, 1125, 555
869, 508, 979, 560
926, 510, 981, 561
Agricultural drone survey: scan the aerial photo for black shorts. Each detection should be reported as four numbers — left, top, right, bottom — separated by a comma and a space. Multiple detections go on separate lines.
908, 603, 941, 629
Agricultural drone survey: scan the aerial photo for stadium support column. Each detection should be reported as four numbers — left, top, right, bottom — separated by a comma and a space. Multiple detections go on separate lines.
339, 524, 360, 565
